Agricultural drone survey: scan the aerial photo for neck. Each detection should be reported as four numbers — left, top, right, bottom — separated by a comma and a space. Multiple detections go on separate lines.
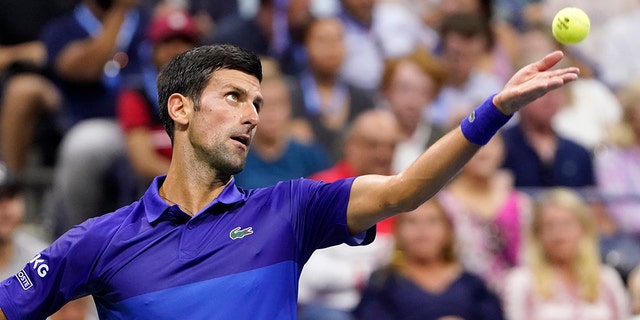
550, 260, 576, 283
404, 255, 450, 270
313, 72, 338, 87
520, 119, 555, 136
453, 172, 492, 192
161, 158, 232, 216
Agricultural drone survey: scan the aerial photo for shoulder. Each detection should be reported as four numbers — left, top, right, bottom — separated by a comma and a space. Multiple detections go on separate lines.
255, 178, 355, 197
40, 11, 84, 41
601, 265, 625, 284
459, 271, 488, 286
58, 202, 142, 251
557, 136, 591, 155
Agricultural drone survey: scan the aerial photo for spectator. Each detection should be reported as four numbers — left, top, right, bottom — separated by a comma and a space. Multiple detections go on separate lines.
207, 0, 280, 59
0, 0, 78, 175
233, 58, 331, 189
353, 197, 504, 320
187, 0, 239, 39
430, 12, 504, 128
439, 133, 531, 294
501, 77, 595, 188
117, 8, 200, 188
338, 0, 421, 91
503, 187, 629, 320
40, 0, 149, 239
595, 78, 640, 236
297, 109, 401, 319
289, 16, 374, 162
378, 48, 447, 173
421, 0, 518, 83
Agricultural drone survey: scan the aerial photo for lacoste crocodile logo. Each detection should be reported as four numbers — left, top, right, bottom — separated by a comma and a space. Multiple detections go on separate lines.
230, 226, 254, 240
468, 110, 476, 122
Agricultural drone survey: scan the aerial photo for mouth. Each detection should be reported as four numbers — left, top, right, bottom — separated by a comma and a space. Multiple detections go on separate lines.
231, 134, 250, 148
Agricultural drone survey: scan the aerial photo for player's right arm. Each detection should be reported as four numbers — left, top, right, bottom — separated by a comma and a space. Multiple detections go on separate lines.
0, 307, 7, 320
345, 51, 580, 235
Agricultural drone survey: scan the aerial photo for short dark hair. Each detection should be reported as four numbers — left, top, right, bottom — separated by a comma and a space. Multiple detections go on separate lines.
157, 44, 262, 142
439, 12, 494, 50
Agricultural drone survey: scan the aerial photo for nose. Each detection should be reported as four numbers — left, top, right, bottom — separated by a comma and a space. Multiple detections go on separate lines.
242, 104, 260, 128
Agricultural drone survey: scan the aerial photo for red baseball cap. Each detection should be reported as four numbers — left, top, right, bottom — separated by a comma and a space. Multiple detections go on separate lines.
147, 10, 199, 44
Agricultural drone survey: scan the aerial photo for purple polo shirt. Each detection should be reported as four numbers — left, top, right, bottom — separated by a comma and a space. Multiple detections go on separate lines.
0, 176, 374, 319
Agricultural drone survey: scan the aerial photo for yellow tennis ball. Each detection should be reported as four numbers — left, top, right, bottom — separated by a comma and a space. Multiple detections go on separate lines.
552, 7, 590, 44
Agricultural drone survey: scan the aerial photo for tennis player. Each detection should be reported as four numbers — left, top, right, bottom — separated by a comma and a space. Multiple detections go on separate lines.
0, 44, 578, 319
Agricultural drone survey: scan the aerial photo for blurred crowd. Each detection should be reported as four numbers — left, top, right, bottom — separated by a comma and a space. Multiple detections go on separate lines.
1, 0, 640, 319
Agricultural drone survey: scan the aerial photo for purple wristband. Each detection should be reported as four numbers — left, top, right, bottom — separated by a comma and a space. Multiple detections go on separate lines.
460, 94, 512, 145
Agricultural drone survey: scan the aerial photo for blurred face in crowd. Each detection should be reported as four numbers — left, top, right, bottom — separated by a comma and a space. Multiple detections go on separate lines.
153, 38, 195, 69
536, 203, 584, 265
395, 199, 454, 264
437, 0, 480, 15
344, 110, 401, 176
341, 0, 376, 25
441, 32, 486, 86
254, 78, 291, 142
0, 190, 24, 244
305, 17, 345, 79
461, 134, 505, 179
519, 87, 565, 129
385, 60, 438, 134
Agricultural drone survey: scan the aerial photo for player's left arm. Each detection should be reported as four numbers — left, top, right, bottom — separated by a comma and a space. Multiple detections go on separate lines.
346, 51, 580, 235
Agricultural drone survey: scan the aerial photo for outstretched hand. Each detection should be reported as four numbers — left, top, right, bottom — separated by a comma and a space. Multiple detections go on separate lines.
492, 51, 580, 115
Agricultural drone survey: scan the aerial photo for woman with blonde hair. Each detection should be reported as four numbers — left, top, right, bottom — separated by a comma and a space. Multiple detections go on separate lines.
353, 198, 503, 320
503, 187, 629, 320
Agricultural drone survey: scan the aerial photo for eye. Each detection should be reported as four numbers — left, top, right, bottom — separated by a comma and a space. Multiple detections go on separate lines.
226, 92, 239, 103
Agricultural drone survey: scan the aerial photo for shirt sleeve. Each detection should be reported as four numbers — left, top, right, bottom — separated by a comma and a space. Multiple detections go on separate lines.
0, 218, 107, 319
290, 178, 376, 263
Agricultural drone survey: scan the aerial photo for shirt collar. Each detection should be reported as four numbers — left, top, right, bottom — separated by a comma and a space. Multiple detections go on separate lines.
143, 175, 247, 224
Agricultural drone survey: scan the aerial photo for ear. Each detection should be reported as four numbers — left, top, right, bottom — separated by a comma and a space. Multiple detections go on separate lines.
167, 93, 192, 126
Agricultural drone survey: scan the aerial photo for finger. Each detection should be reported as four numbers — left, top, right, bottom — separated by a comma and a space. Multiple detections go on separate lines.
532, 50, 565, 72
545, 67, 581, 78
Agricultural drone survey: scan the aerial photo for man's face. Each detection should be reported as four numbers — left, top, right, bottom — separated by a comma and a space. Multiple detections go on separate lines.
385, 60, 437, 131
254, 79, 291, 141
153, 38, 194, 70
442, 33, 485, 85
187, 69, 262, 175
306, 18, 345, 77
346, 113, 400, 175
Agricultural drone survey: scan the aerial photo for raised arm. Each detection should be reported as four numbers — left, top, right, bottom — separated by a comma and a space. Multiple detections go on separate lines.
346, 51, 580, 234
